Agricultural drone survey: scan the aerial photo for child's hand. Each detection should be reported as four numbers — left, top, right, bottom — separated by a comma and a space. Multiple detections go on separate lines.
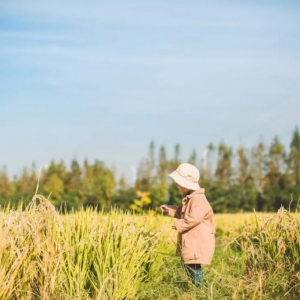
160, 205, 169, 213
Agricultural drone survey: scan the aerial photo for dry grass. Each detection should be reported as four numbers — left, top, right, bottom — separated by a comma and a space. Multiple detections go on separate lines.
1, 195, 300, 299
0, 194, 161, 299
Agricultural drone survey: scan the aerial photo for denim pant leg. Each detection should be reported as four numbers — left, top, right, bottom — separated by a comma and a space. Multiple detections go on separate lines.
185, 264, 204, 283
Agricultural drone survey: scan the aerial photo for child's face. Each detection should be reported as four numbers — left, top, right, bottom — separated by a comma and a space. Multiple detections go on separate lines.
177, 184, 189, 195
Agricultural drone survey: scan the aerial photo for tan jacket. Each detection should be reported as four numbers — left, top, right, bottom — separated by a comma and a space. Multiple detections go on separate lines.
168, 188, 215, 265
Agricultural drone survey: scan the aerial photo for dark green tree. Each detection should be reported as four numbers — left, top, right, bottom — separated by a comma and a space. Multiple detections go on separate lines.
237, 146, 250, 185
169, 143, 181, 172
266, 136, 286, 185
188, 149, 197, 166
40, 160, 67, 206
0, 166, 14, 204
289, 128, 300, 185
136, 141, 156, 191
81, 160, 115, 209
16, 166, 37, 203
250, 141, 267, 193
215, 142, 233, 186
63, 159, 82, 210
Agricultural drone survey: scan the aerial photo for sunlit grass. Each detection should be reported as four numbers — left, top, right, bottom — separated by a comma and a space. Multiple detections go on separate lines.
0, 195, 299, 299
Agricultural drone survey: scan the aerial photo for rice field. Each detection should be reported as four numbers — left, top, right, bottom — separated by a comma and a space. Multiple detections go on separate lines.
0, 195, 299, 299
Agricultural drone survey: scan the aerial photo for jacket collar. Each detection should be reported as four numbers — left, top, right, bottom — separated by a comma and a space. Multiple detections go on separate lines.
182, 188, 205, 203
187, 188, 205, 198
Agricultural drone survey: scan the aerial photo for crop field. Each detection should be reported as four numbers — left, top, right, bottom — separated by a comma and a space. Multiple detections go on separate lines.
0, 195, 299, 300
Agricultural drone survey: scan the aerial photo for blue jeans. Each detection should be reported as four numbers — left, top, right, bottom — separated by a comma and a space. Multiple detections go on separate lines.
185, 264, 204, 284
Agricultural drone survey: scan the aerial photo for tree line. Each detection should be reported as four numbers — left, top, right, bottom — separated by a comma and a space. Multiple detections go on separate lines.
1, 128, 300, 213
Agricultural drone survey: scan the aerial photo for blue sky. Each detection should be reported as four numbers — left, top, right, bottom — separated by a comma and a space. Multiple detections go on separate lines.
1, 0, 300, 182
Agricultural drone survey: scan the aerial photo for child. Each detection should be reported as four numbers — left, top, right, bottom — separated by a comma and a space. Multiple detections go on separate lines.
160, 163, 215, 284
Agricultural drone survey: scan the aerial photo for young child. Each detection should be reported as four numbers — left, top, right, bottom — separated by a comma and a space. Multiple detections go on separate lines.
160, 163, 215, 284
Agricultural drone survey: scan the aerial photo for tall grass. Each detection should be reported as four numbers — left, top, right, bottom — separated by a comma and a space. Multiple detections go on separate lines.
0, 195, 161, 299
236, 207, 300, 298
1, 195, 300, 299
142, 210, 300, 300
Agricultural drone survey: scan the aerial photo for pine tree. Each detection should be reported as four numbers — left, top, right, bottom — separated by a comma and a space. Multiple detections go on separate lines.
267, 136, 285, 185
215, 142, 233, 186
289, 128, 300, 185
0, 166, 14, 202
136, 141, 156, 191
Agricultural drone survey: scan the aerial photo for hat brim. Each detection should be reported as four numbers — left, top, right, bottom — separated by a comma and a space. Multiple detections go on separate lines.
169, 171, 200, 191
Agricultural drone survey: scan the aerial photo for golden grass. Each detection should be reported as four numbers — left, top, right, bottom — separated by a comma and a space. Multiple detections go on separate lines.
1, 195, 300, 299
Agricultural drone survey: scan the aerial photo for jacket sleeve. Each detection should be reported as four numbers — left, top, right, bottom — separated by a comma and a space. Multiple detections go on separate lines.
168, 205, 182, 219
174, 196, 211, 233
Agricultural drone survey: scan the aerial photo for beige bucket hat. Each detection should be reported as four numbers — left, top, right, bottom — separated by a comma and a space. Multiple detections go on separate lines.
169, 163, 200, 191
